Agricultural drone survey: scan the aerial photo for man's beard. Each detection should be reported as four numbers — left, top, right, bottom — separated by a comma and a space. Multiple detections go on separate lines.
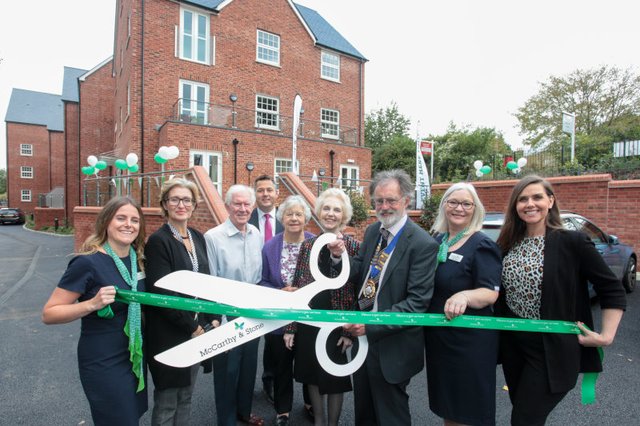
376, 209, 401, 229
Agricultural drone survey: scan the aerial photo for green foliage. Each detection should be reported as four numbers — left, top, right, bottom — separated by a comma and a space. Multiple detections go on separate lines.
430, 123, 511, 182
0, 169, 6, 194
365, 102, 411, 149
515, 66, 640, 150
419, 192, 443, 232
371, 135, 416, 178
346, 190, 370, 226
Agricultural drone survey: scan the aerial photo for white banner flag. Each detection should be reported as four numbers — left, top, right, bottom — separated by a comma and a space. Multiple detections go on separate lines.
292, 94, 303, 175
415, 139, 431, 209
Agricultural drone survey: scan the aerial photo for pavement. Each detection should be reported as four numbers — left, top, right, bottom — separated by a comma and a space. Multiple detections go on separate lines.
0, 224, 638, 425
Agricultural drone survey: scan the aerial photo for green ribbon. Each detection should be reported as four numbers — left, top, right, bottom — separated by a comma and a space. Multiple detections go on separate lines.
116, 289, 603, 404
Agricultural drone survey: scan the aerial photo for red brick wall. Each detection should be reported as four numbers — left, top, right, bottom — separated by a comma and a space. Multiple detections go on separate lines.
6, 123, 56, 213
34, 208, 66, 230
65, 102, 80, 224
73, 206, 164, 252
433, 175, 640, 252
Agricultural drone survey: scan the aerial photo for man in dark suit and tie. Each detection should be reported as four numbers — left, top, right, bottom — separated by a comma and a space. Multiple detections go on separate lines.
333, 169, 438, 425
248, 174, 283, 404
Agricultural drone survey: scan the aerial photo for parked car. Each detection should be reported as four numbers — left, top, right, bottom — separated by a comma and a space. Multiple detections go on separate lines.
0, 208, 26, 225
482, 212, 636, 294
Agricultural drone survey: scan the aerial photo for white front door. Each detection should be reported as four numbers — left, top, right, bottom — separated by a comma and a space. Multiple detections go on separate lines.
190, 150, 222, 194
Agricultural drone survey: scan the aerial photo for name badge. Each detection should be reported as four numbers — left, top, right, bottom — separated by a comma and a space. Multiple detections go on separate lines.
448, 253, 463, 263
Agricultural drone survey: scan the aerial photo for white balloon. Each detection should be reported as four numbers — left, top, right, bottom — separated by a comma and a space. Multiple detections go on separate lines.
87, 155, 98, 166
517, 157, 528, 168
475, 170, 484, 177
473, 160, 483, 170
126, 153, 139, 167
168, 145, 180, 160
158, 146, 170, 160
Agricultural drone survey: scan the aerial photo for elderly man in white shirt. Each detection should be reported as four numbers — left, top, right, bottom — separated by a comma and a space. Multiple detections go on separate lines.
205, 184, 264, 426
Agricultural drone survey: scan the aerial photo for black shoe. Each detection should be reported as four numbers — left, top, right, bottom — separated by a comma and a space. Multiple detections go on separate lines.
275, 415, 289, 426
262, 380, 274, 405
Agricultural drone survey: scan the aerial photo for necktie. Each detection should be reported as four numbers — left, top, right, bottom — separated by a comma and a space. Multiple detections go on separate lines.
264, 213, 273, 243
379, 228, 389, 250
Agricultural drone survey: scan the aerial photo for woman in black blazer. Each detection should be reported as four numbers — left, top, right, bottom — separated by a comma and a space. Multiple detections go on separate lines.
496, 175, 626, 426
145, 178, 218, 426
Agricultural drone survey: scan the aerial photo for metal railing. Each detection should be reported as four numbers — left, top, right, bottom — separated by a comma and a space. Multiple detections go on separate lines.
81, 168, 194, 207
172, 99, 360, 145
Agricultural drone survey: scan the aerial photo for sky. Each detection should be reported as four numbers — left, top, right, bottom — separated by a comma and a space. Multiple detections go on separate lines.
1, 0, 639, 170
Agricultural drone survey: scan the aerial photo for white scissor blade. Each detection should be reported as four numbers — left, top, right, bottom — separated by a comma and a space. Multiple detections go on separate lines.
155, 317, 289, 367
154, 270, 297, 309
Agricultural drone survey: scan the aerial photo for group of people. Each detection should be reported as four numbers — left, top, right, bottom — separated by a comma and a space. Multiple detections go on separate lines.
42, 169, 627, 426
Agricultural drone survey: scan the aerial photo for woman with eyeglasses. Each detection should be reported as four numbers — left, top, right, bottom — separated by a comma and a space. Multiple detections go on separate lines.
144, 178, 218, 426
424, 182, 502, 426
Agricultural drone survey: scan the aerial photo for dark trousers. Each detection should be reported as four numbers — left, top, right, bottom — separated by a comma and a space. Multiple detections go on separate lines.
212, 338, 260, 426
265, 333, 294, 414
353, 347, 411, 426
501, 331, 568, 426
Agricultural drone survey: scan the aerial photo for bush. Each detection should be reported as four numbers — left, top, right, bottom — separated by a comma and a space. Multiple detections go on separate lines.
347, 190, 370, 226
419, 192, 443, 232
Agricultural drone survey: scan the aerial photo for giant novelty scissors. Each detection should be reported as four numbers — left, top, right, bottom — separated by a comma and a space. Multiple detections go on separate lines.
154, 233, 368, 377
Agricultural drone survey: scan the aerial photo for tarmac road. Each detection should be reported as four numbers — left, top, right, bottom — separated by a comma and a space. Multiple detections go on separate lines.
0, 224, 638, 425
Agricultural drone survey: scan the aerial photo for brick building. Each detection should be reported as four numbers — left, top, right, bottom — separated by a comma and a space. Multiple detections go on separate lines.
5, 0, 371, 222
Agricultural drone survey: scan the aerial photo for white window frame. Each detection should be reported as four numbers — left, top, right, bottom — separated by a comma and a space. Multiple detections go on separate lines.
127, 81, 131, 118
256, 30, 280, 66
274, 158, 299, 177
256, 95, 280, 130
190, 150, 222, 194
179, 80, 209, 124
20, 144, 33, 156
340, 165, 360, 191
20, 166, 34, 179
321, 50, 340, 82
21, 190, 31, 202
321, 108, 340, 140
178, 7, 212, 65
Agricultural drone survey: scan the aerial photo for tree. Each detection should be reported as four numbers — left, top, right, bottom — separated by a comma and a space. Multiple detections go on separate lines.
515, 66, 640, 149
365, 102, 411, 149
431, 123, 511, 182
0, 169, 6, 194
371, 135, 416, 178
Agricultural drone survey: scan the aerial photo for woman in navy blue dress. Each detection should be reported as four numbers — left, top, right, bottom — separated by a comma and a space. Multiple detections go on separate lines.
42, 196, 148, 425
425, 183, 502, 426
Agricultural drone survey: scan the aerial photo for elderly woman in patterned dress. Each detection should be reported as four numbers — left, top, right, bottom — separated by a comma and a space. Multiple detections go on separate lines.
259, 195, 315, 426
284, 188, 360, 426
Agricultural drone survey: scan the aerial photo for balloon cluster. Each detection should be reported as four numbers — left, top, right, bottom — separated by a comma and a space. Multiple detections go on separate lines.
82, 155, 108, 175
115, 153, 140, 173
154, 145, 180, 164
506, 157, 527, 174
473, 160, 492, 178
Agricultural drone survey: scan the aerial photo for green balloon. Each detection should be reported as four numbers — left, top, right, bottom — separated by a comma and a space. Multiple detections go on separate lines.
154, 153, 168, 164
128, 164, 139, 173
506, 161, 518, 170
480, 165, 492, 174
115, 159, 128, 170
82, 166, 95, 175
95, 160, 108, 171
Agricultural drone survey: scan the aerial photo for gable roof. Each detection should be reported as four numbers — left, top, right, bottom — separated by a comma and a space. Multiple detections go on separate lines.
61, 66, 88, 102
183, 0, 366, 60
5, 88, 64, 132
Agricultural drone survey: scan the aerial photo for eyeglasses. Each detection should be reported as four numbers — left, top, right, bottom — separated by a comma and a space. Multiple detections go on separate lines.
445, 200, 475, 210
165, 197, 193, 207
374, 197, 402, 207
